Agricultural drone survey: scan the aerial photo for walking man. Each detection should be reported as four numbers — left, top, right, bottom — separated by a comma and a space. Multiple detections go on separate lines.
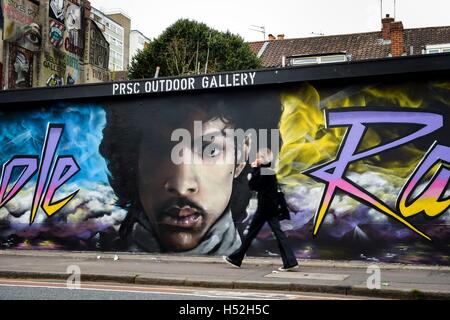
223, 148, 299, 271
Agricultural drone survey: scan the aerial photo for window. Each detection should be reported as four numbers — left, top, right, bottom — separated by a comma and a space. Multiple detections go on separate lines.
320, 54, 347, 63
427, 49, 440, 54
291, 57, 317, 66
291, 54, 348, 66
425, 44, 450, 54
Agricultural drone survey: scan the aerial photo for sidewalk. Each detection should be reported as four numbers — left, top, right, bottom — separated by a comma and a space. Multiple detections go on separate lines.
0, 250, 449, 299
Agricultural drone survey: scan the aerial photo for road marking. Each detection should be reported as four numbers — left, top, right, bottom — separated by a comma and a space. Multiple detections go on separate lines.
265, 272, 349, 281
190, 290, 359, 300
0, 283, 257, 300
0, 279, 363, 300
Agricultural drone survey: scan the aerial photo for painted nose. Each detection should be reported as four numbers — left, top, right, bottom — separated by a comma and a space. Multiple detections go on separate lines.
164, 163, 199, 197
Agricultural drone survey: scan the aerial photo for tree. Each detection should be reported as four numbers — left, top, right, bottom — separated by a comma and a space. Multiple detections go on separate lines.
128, 19, 262, 79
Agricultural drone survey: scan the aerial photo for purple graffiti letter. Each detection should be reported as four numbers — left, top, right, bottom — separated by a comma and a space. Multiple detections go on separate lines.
42, 156, 80, 216
31, 124, 64, 224
398, 143, 450, 218
0, 157, 38, 207
303, 110, 444, 241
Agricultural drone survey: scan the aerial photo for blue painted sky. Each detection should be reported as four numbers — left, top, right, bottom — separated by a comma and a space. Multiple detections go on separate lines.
0, 104, 109, 187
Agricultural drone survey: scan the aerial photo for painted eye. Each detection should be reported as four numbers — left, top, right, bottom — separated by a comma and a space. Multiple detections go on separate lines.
201, 144, 221, 158
208, 147, 220, 157
25, 31, 41, 45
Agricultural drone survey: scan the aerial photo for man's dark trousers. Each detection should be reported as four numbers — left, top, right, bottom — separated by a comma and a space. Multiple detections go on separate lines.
228, 209, 298, 268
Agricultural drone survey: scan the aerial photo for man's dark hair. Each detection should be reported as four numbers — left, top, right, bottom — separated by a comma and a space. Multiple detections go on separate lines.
99, 88, 283, 240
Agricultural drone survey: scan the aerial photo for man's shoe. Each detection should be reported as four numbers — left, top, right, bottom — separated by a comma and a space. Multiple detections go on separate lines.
222, 256, 240, 268
278, 265, 299, 272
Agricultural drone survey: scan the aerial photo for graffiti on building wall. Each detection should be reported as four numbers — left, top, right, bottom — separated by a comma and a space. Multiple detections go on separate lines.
0, 79, 448, 264
84, 20, 109, 83
49, 19, 65, 48
48, 0, 83, 85
91, 66, 109, 82
2, 0, 41, 51
49, 0, 65, 23
0, 124, 80, 224
89, 22, 109, 69
65, 53, 79, 85
49, 0, 83, 58
303, 110, 448, 242
64, 3, 82, 55
8, 44, 33, 88
42, 50, 66, 86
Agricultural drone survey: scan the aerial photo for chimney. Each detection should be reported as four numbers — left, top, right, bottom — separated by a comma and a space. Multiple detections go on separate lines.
381, 14, 395, 40
268, 34, 276, 41
277, 34, 285, 40
390, 21, 405, 56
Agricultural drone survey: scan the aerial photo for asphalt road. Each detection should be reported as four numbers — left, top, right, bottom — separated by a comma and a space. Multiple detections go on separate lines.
0, 279, 372, 300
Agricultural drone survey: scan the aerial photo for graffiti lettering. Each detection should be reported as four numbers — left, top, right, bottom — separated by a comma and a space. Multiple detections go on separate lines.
398, 143, 450, 218
304, 110, 449, 241
0, 124, 80, 224
66, 55, 79, 69
43, 53, 66, 74
4, 0, 39, 23
92, 68, 109, 82
64, 37, 83, 57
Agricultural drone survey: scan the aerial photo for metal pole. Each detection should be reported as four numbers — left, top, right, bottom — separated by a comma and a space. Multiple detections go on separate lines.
394, 0, 396, 19
380, 0, 383, 21
204, 32, 212, 74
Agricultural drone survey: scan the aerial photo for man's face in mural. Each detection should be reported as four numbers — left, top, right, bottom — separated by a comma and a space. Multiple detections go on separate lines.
137, 111, 248, 252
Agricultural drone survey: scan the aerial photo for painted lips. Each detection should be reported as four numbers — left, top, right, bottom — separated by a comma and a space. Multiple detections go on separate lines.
160, 205, 203, 229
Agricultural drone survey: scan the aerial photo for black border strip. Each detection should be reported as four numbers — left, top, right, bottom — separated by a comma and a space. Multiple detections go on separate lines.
0, 53, 449, 105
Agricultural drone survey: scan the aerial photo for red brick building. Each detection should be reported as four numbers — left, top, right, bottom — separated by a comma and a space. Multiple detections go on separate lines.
249, 15, 450, 68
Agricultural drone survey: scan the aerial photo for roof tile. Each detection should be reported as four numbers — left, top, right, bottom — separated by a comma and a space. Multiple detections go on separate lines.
249, 26, 450, 67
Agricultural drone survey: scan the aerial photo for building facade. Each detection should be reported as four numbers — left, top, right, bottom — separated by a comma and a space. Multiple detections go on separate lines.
0, 0, 110, 89
83, 17, 109, 83
90, 7, 129, 72
130, 29, 150, 61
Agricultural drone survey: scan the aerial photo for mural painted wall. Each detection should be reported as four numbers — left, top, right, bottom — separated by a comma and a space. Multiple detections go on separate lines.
2, 0, 41, 88
0, 75, 448, 265
2, 0, 41, 50
1, 0, 90, 88
83, 18, 109, 83
7, 43, 33, 88
46, 0, 84, 86
42, 49, 65, 86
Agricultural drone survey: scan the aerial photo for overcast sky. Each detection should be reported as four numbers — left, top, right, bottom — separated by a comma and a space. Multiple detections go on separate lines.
90, 0, 450, 41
